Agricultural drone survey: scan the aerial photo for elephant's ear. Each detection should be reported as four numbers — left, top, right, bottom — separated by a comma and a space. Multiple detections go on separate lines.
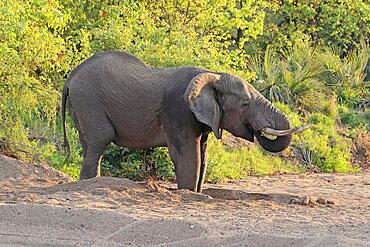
183, 73, 222, 139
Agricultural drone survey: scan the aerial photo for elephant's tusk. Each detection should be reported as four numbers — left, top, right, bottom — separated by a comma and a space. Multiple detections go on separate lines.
261, 127, 298, 136
293, 125, 311, 134
261, 125, 310, 137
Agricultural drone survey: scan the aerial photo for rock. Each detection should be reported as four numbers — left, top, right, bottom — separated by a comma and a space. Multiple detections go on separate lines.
316, 197, 328, 205
301, 195, 310, 205
311, 167, 321, 173
327, 200, 335, 205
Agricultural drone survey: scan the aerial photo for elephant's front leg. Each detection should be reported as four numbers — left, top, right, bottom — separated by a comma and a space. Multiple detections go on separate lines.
167, 134, 201, 192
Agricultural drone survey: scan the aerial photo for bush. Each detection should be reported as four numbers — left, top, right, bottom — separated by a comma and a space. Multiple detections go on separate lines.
280, 105, 358, 173
248, 44, 326, 112
319, 44, 369, 108
258, 0, 370, 54
101, 145, 174, 180
39, 117, 83, 180
340, 107, 370, 130
274, 102, 358, 172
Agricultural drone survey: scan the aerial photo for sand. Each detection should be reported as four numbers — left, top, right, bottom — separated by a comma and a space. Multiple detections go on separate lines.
0, 154, 369, 246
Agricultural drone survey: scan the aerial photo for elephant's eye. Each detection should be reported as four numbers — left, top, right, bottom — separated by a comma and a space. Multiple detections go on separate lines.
242, 101, 250, 108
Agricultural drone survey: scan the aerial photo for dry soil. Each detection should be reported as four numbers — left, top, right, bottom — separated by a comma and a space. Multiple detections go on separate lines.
0, 154, 369, 246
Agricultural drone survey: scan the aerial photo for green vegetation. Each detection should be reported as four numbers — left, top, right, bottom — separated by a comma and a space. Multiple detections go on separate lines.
1, 0, 369, 182
278, 104, 360, 173
259, 0, 370, 54
101, 145, 174, 181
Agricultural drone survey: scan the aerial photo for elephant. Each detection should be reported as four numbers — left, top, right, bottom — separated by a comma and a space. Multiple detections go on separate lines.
62, 51, 305, 192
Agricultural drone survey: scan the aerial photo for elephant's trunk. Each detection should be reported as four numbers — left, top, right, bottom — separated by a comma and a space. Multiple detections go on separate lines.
255, 131, 292, 153
254, 99, 293, 153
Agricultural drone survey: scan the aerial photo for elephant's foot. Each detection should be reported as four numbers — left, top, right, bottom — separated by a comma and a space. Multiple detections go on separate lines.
80, 170, 100, 180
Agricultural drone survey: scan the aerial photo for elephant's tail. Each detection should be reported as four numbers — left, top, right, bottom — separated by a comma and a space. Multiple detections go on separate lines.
62, 83, 70, 162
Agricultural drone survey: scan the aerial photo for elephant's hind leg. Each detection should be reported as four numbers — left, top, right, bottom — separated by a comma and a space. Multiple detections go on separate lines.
77, 112, 115, 180
81, 144, 109, 179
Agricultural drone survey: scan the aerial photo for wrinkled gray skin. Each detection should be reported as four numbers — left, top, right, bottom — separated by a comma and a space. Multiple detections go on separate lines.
62, 51, 292, 192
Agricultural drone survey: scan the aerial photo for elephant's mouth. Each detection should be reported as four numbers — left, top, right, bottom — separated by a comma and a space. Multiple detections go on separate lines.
244, 124, 281, 142
243, 124, 255, 142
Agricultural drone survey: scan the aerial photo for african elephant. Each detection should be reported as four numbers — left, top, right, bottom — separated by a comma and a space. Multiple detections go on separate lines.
62, 51, 304, 192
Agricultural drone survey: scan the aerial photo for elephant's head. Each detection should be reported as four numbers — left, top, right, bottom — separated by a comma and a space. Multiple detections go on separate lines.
184, 72, 304, 152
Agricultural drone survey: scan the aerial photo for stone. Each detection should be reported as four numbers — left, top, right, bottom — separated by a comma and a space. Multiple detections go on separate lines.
316, 197, 328, 205
301, 195, 310, 205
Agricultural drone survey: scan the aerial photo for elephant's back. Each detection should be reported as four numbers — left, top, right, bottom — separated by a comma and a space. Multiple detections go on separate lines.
67, 51, 165, 143
68, 51, 155, 85
67, 51, 160, 100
